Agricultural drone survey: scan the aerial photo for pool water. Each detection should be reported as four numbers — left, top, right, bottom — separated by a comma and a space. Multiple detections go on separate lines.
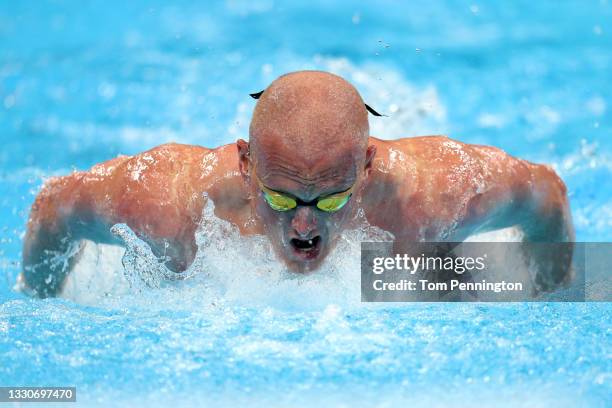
0, 1, 611, 406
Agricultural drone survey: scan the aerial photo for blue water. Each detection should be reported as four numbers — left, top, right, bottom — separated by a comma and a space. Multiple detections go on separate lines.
1, 1, 611, 406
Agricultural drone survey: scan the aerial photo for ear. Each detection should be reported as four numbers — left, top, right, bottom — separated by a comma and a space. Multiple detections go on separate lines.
364, 144, 377, 176
237, 139, 251, 180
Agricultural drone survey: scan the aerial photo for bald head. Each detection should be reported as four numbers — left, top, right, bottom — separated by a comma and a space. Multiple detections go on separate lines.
249, 71, 370, 166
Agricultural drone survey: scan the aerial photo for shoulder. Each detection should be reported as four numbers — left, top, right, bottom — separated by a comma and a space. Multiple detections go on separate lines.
363, 136, 533, 240
372, 135, 486, 163
90, 142, 241, 186
139, 142, 240, 178
369, 135, 472, 170
123, 142, 211, 178
82, 143, 216, 217
79, 143, 210, 183
370, 135, 529, 179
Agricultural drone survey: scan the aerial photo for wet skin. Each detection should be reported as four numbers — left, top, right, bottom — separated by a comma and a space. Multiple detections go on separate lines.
21, 71, 574, 297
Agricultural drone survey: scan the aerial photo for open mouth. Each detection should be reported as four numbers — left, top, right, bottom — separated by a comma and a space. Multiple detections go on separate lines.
289, 236, 322, 260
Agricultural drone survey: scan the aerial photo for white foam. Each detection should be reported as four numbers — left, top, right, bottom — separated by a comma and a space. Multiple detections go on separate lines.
58, 194, 533, 308
462, 227, 535, 301
59, 199, 392, 310
60, 242, 129, 304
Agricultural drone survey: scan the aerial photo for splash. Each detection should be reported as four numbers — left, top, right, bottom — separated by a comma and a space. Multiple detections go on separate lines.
58, 197, 536, 308
60, 198, 393, 310
110, 223, 192, 290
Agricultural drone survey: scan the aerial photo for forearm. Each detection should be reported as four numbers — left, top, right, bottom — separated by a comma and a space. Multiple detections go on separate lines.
521, 164, 574, 243
21, 176, 88, 297
22, 222, 83, 297
519, 165, 575, 292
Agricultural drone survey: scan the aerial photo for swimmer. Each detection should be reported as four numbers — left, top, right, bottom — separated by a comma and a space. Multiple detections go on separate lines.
20, 71, 574, 297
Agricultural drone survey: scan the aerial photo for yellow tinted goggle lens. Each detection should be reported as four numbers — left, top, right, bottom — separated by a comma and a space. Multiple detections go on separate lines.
257, 175, 353, 213
262, 190, 297, 211
316, 193, 352, 212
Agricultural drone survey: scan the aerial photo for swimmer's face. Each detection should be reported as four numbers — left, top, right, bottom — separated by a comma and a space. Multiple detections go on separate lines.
238, 139, 374, 272
239, 70, 374, 272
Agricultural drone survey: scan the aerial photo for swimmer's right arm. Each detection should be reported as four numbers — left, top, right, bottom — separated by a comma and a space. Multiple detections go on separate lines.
20, 143, 236, 297
20, 148, 184, 297
21, 172, 114, 297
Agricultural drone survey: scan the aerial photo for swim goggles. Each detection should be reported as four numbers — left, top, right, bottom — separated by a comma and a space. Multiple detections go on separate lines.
255, 176, 355, 213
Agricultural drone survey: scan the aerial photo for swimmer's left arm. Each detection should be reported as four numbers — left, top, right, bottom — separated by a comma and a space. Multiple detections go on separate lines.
516, 163, 574, 243
461, 145, 574, 242
514, 161, 575, 292
457, 145, 574, 291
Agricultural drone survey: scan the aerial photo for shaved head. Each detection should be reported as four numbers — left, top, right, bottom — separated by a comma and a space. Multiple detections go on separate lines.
249, 71, 370, 167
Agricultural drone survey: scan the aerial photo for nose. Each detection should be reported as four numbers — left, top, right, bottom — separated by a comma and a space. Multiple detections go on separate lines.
291, 206, 317, 238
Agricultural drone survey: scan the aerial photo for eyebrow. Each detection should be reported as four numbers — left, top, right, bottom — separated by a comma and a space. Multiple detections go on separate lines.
255, 158, 357, 200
